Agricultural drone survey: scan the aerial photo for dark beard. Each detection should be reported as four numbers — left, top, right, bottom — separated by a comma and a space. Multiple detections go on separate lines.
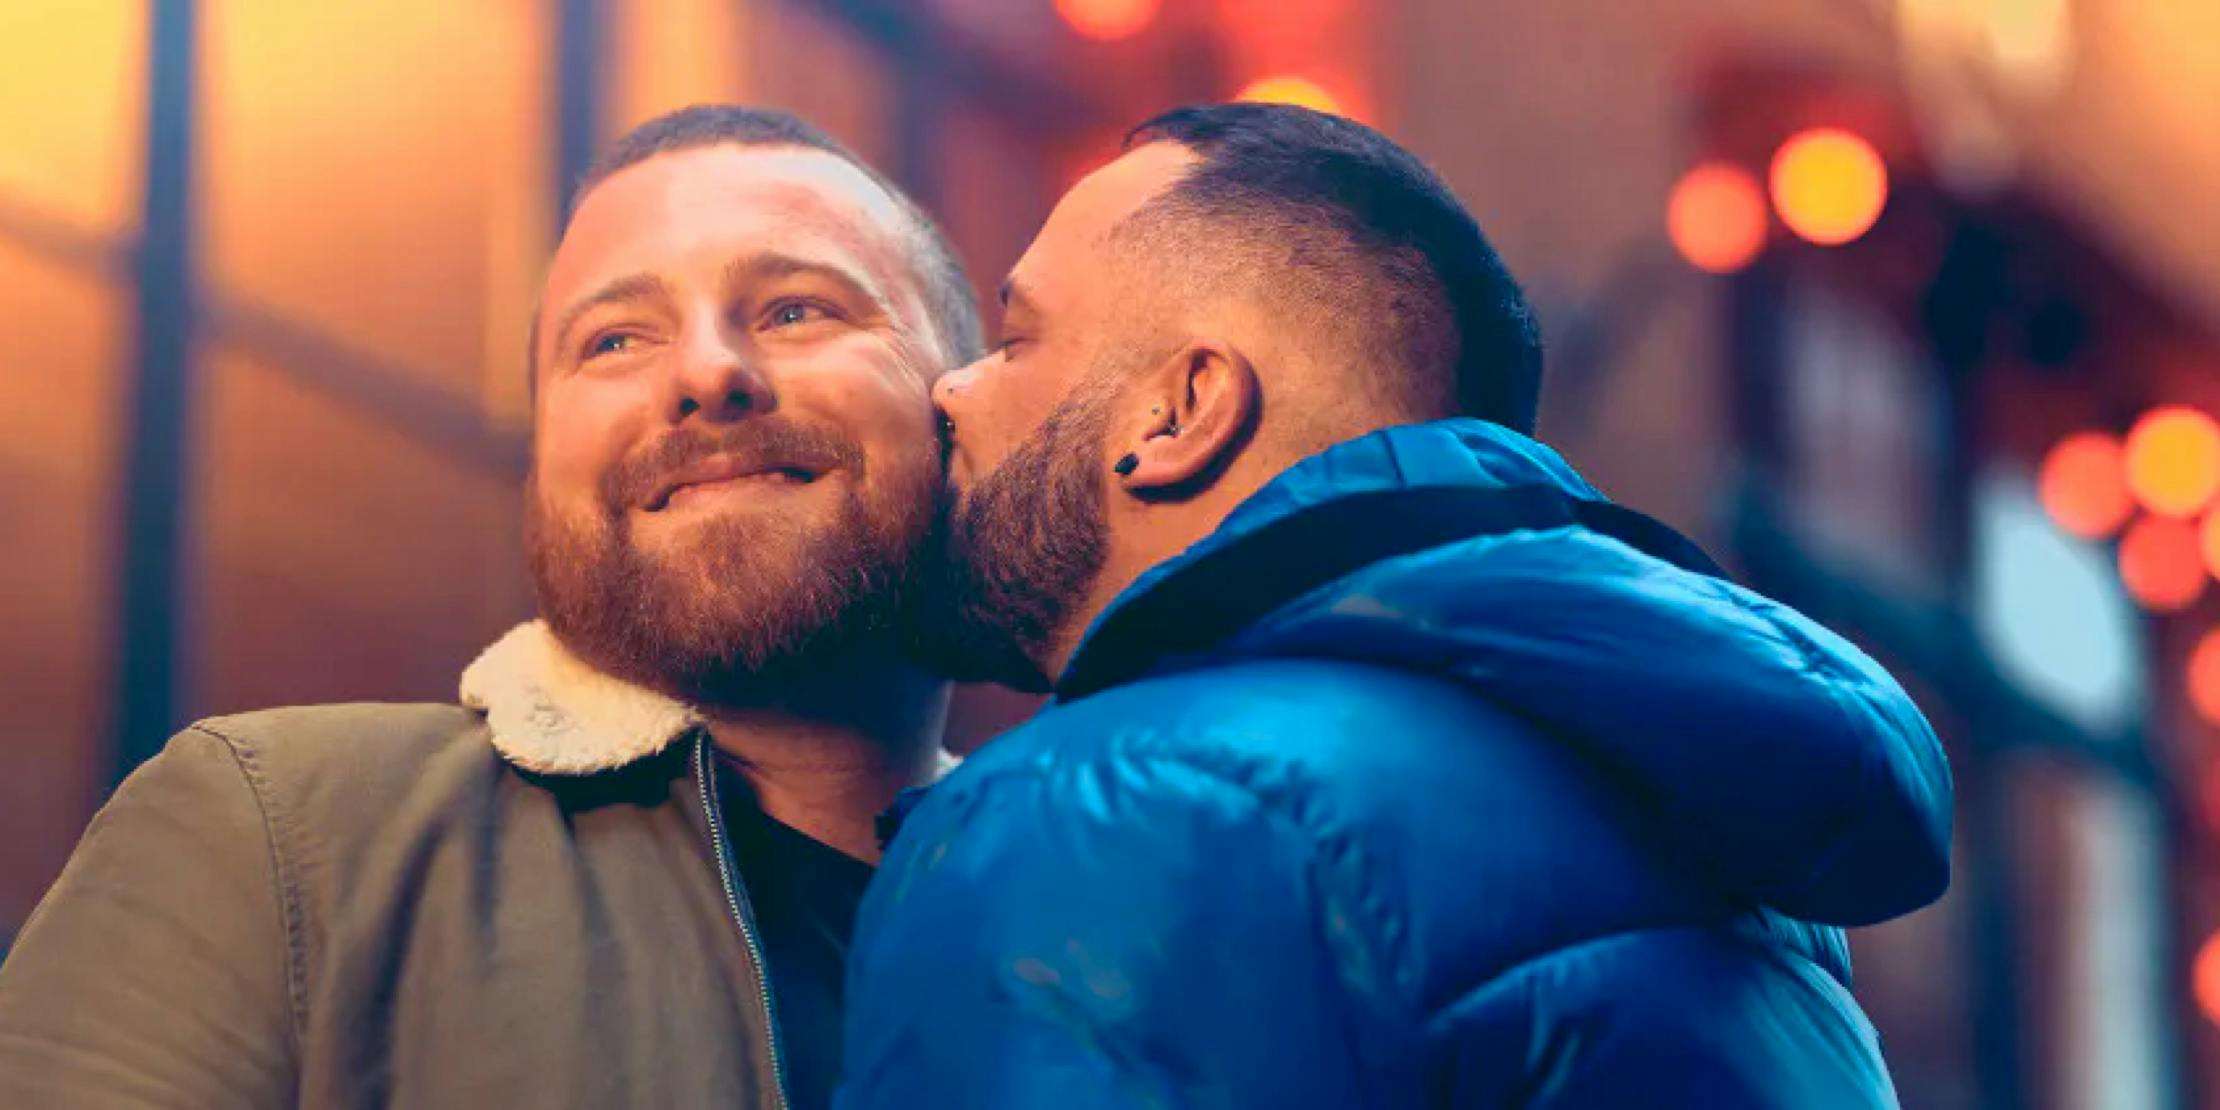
913, 387, 1113, 692
524, 421, 935, 709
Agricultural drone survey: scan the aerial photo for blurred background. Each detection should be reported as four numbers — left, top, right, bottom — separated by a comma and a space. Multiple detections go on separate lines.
3, 0, 2218, 1104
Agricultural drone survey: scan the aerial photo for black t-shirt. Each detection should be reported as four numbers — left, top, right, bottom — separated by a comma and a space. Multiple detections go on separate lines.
715, 757, 875, 1110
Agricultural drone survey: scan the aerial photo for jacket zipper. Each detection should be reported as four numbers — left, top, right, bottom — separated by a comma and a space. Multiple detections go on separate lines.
693, 732, 793, 1110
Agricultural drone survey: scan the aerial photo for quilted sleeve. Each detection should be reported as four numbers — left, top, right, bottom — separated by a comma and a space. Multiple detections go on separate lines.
1430, 926, 1899, 1109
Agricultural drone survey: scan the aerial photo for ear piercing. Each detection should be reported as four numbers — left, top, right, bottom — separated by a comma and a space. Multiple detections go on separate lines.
1116, 415, 1180, 476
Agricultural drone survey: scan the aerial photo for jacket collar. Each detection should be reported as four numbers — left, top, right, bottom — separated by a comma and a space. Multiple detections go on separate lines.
460, 621, 702, 775
1055, 419, 1722, 700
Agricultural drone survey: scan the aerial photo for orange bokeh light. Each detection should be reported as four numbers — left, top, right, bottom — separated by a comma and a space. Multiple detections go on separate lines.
1055, 0, 1159, 42
1769, 128, 1889, 246
2125, 406, 2220, 517
1235, 75, 1343, 116
2197, 931, 2220, 1028
2191, 629, 2220, 727
2038, 432, 2133, 539
2202, 509, 2220, 582
2119, 516, 2206, 612
1667, 163, 1768, 275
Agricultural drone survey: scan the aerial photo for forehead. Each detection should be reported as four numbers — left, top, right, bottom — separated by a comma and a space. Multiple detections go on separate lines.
546, 144, 916, 302
1008, 141, 1199, 301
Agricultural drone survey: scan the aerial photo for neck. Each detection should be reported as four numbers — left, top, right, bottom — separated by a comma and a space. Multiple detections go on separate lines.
1037, 488, 1251, 685
703, 654, 948, 864
1033, 410, 1397, 684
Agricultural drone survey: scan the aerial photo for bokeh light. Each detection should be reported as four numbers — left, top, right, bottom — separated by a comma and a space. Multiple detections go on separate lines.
2038, 432, 2134, 539
1055, 0, 1159, 42
2118, 516, 2206, 612
2202, 510, 2220, 583
1235, 75, 1343, 116
1769, 127, 1889, 246
2124, 406, 2220, 517
2197, 931, 2220, 1029
1668, 162, 1768, 275
2190, 629, 2220, 727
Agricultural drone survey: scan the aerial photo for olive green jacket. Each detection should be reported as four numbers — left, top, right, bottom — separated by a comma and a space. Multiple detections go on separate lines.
0, 622, 794, 1108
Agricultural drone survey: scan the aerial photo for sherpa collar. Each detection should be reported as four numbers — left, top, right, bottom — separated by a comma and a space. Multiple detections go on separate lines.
460, 621, 701, 775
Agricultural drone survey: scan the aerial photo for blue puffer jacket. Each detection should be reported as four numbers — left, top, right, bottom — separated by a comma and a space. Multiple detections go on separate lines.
838, 419, 1953, 1108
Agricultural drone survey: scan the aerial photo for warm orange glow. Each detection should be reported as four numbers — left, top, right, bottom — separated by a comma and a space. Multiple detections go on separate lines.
1769, 128, 1889, 246
2197, 931, 2220, 1028
1236, 75, 1343, 116
2119, 516, 2206, 612
1056, 0, 1159, 42
2202, 510, 2220, 583
2125, 406, 2220, 517
2038, 432, 2133, 539
0, 0, 145, 232
2191, 629, 2220, 726
1667, 163, 1768, 275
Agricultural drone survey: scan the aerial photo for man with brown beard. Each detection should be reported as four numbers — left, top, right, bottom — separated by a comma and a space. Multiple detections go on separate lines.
0, 105, 979, 1109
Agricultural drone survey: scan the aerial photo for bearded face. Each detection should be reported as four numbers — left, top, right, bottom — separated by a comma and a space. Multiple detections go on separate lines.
525, 145, 953, 709
914, 375, 1117, 693
525, 417, 939, 707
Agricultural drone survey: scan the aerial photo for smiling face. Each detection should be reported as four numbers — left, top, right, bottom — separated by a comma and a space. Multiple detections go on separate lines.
524, 143, 948, 705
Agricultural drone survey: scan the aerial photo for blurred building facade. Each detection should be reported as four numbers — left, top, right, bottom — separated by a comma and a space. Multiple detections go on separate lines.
6, 1, 2220, 1106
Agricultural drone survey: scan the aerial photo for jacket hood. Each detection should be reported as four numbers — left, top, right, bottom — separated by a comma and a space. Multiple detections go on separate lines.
1059, 419, 1953, 926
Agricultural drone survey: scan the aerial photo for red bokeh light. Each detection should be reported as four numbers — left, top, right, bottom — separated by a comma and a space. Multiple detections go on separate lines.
2196, 931, 2220, 1029
2038, 432, 2133, 539
2118, 515, 2206, 612
1668, 162, 1767, 275
1055, 0, 1159, 42
2191, 628, 2220, 727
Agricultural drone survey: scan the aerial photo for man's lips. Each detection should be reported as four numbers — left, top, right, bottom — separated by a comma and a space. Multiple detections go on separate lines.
645, 456, 822, 511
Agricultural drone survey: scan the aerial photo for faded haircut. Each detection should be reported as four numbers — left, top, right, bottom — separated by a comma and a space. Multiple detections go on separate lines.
1119, 102, 1543, 433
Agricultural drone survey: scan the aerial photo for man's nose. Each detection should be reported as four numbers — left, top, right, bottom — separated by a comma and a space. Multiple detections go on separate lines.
669, 325, 774, 423
931, 359, 981, 423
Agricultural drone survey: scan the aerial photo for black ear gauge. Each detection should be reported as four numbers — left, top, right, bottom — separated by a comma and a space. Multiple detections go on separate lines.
1113, 453, 1140, 476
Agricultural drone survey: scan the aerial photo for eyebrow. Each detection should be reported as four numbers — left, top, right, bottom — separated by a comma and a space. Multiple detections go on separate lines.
724, 251, 887, 312
549, 272, 672, 357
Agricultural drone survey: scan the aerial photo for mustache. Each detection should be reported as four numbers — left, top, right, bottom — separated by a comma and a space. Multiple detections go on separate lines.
600, 420, 866, 512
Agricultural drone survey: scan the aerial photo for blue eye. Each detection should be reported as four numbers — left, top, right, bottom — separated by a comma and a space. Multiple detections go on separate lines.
587, 332, 636, 357
768, 301, 830, 328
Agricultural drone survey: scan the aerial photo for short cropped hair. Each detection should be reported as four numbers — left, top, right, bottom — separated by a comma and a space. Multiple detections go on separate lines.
547, 105, 984, 376
1123, 103, 1542, 432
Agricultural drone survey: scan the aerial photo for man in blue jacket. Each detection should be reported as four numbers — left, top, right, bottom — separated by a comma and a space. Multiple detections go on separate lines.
839, 103, 1953, 1107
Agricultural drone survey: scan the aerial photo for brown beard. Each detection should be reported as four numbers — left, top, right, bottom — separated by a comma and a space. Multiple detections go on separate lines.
524, 419, 937, 709
916, 383, 1115, 692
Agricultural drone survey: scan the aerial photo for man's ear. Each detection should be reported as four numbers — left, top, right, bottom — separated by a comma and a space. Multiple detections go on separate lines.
1114, 339, 1259, 498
